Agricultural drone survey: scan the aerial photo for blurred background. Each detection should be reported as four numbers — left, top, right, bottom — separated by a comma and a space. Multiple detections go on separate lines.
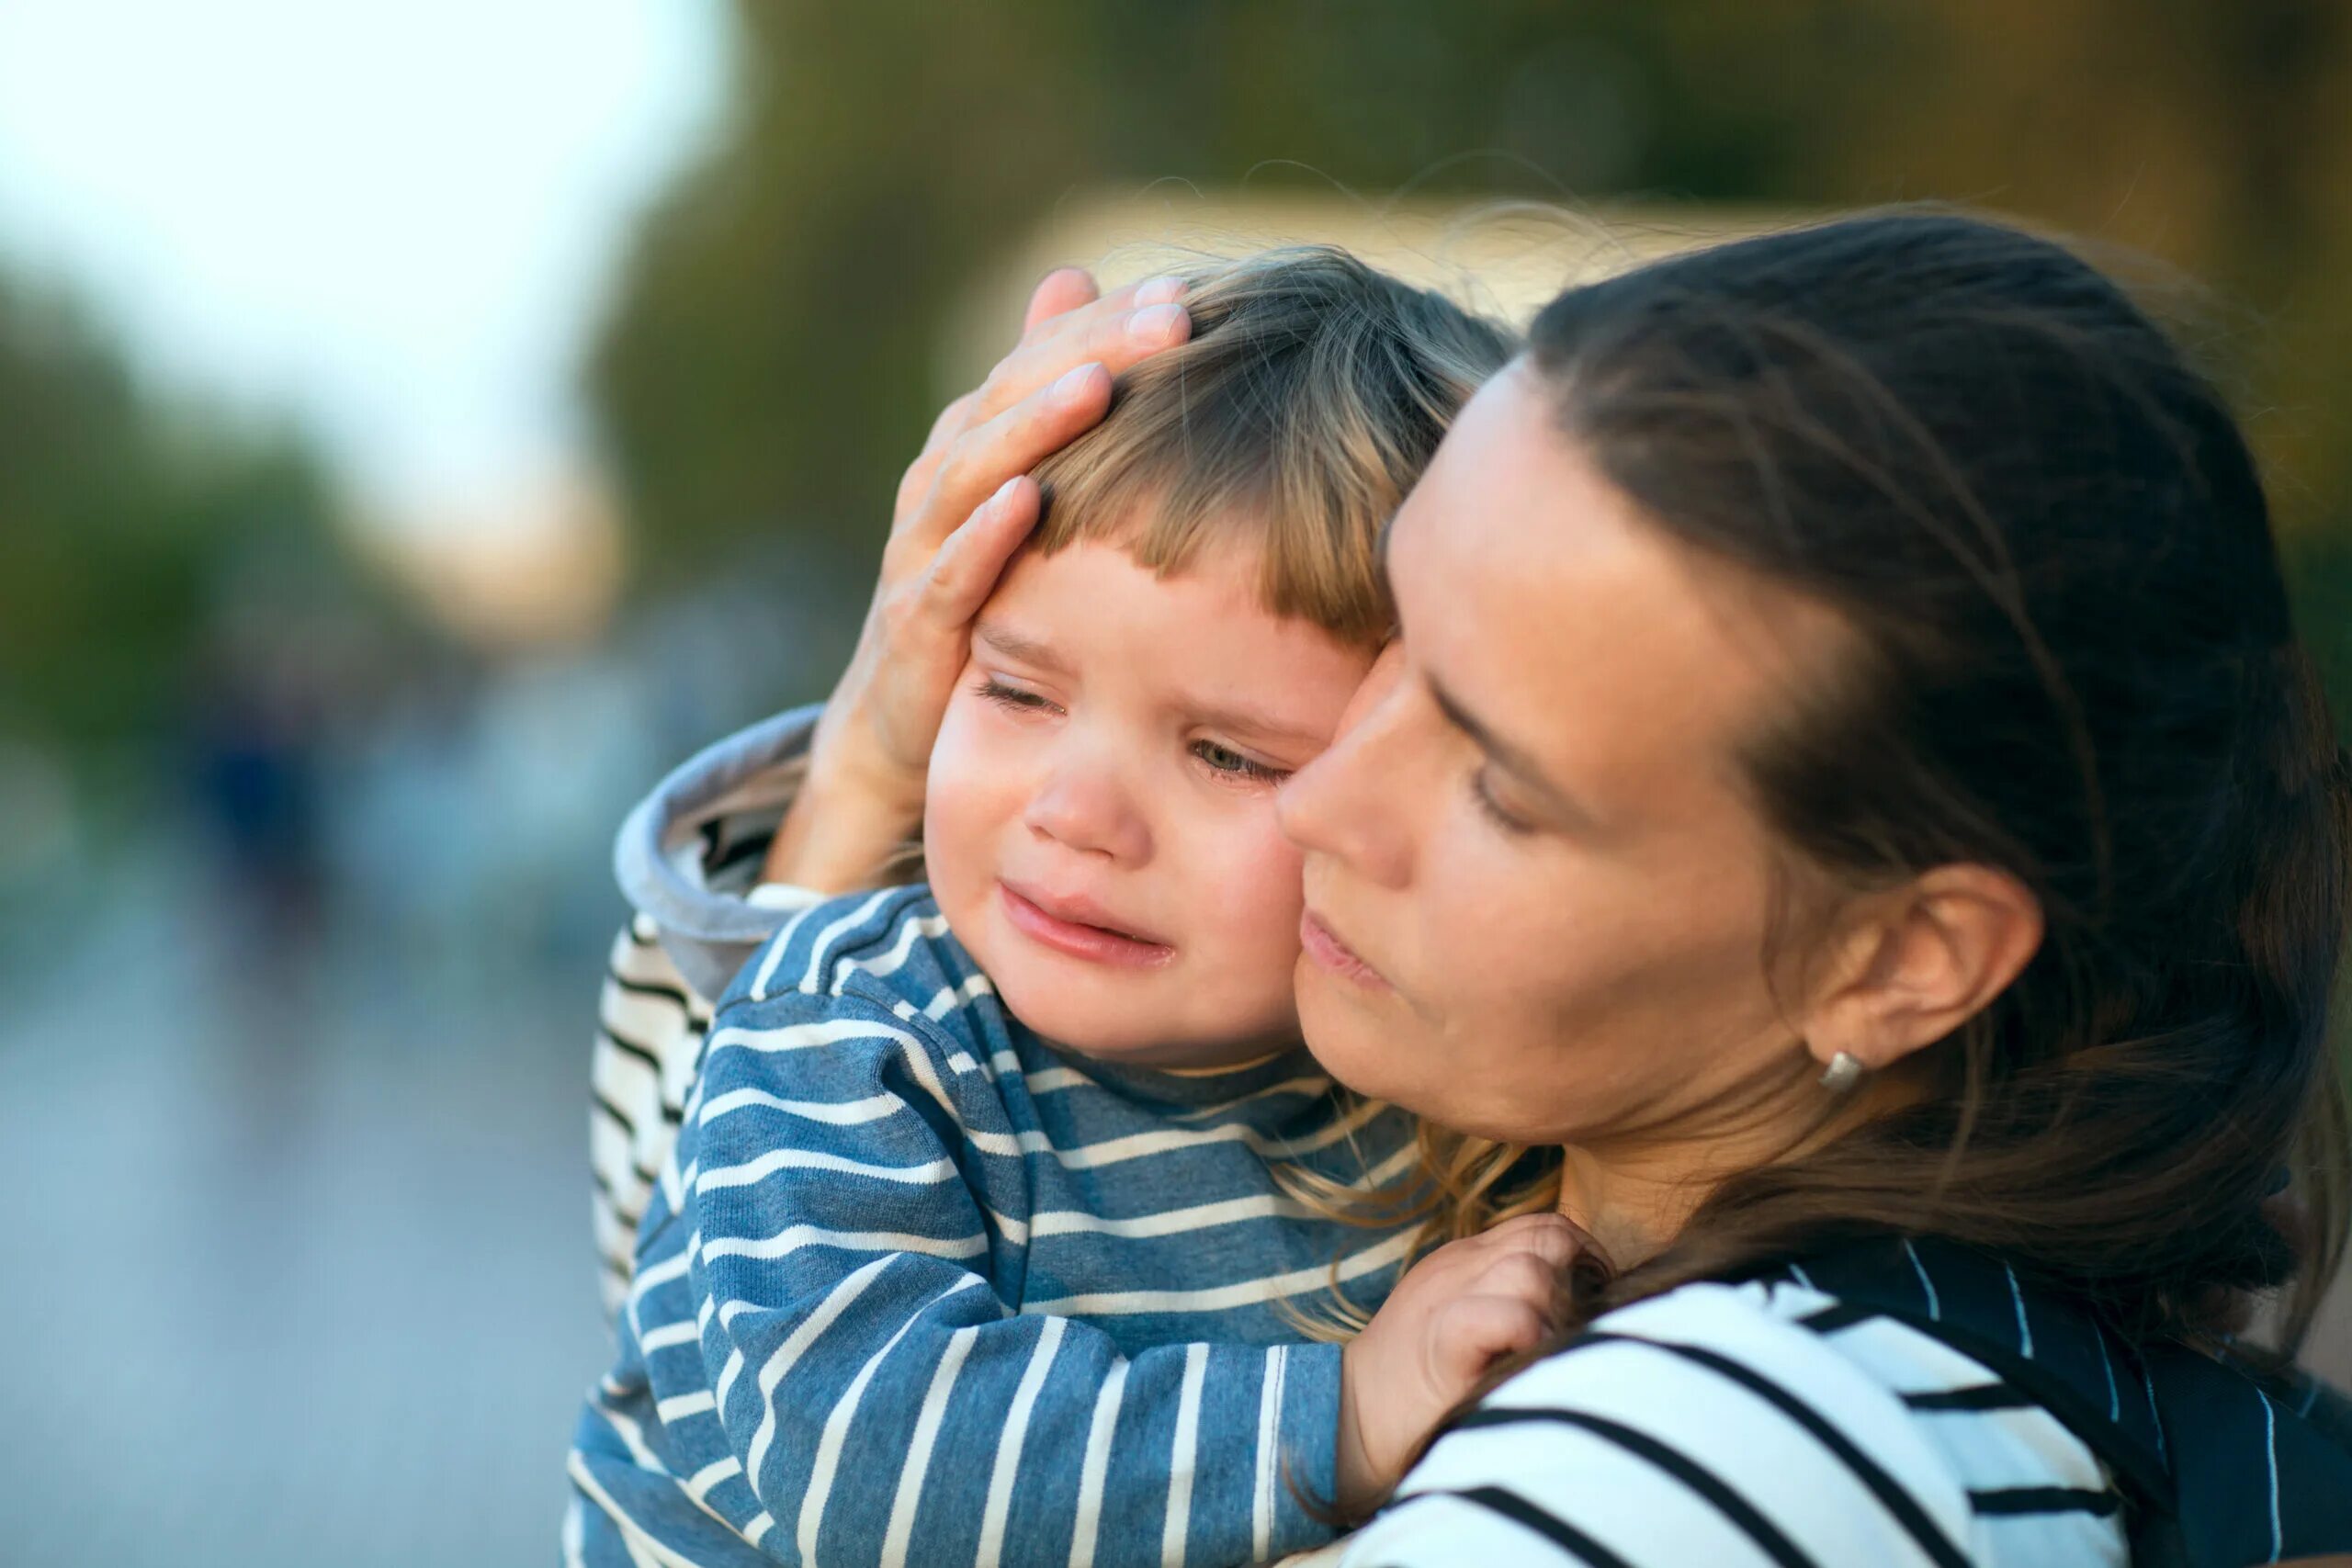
1, 3, 2346, 1562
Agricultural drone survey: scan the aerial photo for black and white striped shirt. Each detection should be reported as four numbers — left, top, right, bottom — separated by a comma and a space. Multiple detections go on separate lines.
593, 897, 797, 1318
591, 706, 830, 1320
1340, 1276, 2127, 1567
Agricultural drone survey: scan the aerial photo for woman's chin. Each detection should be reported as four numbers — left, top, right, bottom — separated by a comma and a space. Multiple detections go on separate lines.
1294, 955, 1406, 1095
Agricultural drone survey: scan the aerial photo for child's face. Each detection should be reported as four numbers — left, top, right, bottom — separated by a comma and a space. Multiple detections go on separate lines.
925, 537, 1376, 1068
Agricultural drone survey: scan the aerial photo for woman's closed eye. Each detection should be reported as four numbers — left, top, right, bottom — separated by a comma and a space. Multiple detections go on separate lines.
1468, 765, 1535, 835
1193, 738, 1290, 785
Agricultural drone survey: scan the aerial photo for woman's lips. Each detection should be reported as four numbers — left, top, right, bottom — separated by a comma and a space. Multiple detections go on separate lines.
1300, 910, 1392, 992
999, 883, 1176, 969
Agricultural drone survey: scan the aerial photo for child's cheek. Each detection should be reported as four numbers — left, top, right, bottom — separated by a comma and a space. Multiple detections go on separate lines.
922, 693, 1008, 932
1193, 807, 1311, 990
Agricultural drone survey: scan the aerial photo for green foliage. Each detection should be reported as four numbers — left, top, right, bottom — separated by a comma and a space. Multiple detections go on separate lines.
0, 273, 347, 773
588, 0, 2352, 710
585, 0, 1835, 585
2288, 529, 2352, 731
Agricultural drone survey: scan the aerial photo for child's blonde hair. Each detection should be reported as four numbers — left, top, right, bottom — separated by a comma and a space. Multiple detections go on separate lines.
1030, 245, 1515, 649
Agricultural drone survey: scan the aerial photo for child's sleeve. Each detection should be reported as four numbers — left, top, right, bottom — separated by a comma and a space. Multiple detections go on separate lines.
632, 982, 1346, 1567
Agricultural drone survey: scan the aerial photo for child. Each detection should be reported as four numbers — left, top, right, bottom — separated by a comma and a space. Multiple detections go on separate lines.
571, 249, 1521, 1567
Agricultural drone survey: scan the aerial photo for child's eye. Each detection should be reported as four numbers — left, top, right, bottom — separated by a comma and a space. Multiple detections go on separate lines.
1192, 739, 1288, 784
1468, 766, 1533, 835
974, 677, 1057, 714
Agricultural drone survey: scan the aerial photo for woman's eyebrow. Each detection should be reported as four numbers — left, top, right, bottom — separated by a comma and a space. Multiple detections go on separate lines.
972, 620, 1070, 673
1427, 673, 1602, 829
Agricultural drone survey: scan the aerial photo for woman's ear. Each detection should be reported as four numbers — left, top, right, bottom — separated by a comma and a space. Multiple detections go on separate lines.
1804, 864, 2044, 1074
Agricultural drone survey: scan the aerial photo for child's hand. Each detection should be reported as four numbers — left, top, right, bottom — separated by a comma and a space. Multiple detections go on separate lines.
1335, 1213, 1587, 1503
764, 268, 1193, 891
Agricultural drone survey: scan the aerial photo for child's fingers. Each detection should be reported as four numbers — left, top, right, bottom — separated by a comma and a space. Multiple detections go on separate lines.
1473, 1248, 1574, 1326
1431, 1294, 1555, 1386
1477, 1211, 1587, 1271
1393, 1213, 1568, 1296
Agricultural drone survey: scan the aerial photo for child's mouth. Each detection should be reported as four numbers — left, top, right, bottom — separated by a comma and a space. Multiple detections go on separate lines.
999, 883, 1176, 969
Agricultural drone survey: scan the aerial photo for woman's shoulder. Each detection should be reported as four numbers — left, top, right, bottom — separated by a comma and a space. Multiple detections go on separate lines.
1342, 1275, 2125, 1568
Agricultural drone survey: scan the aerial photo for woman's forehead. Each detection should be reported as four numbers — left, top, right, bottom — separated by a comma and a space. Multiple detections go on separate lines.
1391, 372, 1830, 804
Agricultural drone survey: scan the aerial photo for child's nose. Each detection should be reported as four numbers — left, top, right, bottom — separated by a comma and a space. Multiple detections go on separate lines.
1022, 755, 1151, 863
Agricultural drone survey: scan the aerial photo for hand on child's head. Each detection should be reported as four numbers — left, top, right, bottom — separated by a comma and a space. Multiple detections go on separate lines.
1336, 1213, 1585, 1500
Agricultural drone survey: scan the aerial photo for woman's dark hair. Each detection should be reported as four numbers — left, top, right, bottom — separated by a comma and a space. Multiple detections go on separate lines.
1518, 211, 2350, 1355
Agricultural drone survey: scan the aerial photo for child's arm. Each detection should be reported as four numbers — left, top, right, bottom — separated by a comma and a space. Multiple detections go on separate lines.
632, 981, 1348, 1567
1331, 1213, 1588, 1505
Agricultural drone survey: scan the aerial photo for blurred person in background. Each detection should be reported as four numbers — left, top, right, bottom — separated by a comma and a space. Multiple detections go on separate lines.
184, 612, 334, 986
605, 211, 2352, 1566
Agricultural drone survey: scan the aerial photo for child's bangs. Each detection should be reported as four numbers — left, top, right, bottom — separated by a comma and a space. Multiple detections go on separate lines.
1031, 372, 1396, 649
1027, 243, 1516, 649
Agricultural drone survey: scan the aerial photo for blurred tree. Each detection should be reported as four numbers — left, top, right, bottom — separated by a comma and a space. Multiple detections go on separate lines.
0, 272, 383, 807
589, 0, 2350, 705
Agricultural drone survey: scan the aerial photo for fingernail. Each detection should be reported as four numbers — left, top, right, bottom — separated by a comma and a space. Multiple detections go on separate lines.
1129, 303, 1185, 343
989, 476, 1023, 513
1134, 275, 1187, 305
1053, 363, 1101, 402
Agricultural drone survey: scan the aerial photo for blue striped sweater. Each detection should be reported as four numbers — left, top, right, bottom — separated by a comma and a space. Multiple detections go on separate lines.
571, 884, 1419, 1567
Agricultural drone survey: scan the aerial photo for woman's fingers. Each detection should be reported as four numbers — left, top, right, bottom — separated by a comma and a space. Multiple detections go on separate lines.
897, 391, 983, 519
895, 277, 1168, 518
920, 476, 1042, 631
967, 281, 1191, 425
902, 361, 1113, 553
890, 280, 1188, 550
922, 390, 980, 459
839, 476, 1042, 804
1022, 266, 1101, 335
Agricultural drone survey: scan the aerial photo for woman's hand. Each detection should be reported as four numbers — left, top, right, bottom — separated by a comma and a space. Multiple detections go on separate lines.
1335, 1213, 1586, 1506
763, 267, 1193, 890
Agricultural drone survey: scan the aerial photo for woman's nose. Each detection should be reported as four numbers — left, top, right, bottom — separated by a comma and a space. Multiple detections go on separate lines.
1022, 753, 1151, 863
1277, 647, 1415, 887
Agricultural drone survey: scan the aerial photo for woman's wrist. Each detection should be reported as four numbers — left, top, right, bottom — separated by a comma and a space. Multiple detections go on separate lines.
760, 746, 924, 893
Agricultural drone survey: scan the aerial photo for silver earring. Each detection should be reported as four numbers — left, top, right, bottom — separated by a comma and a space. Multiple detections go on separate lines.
1819, 1051, 1865, 1095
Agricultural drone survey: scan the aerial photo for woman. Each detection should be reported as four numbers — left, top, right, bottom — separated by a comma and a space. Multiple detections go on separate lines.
601, 213, 2352, 1565
1272, 214, 2352, 1566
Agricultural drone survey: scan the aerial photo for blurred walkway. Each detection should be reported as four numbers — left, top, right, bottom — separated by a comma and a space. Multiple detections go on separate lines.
0, 860, 611, 1567
0, 849, 2345, 1567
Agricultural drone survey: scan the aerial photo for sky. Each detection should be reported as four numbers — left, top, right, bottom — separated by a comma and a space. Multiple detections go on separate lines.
0, 0, 729, 536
